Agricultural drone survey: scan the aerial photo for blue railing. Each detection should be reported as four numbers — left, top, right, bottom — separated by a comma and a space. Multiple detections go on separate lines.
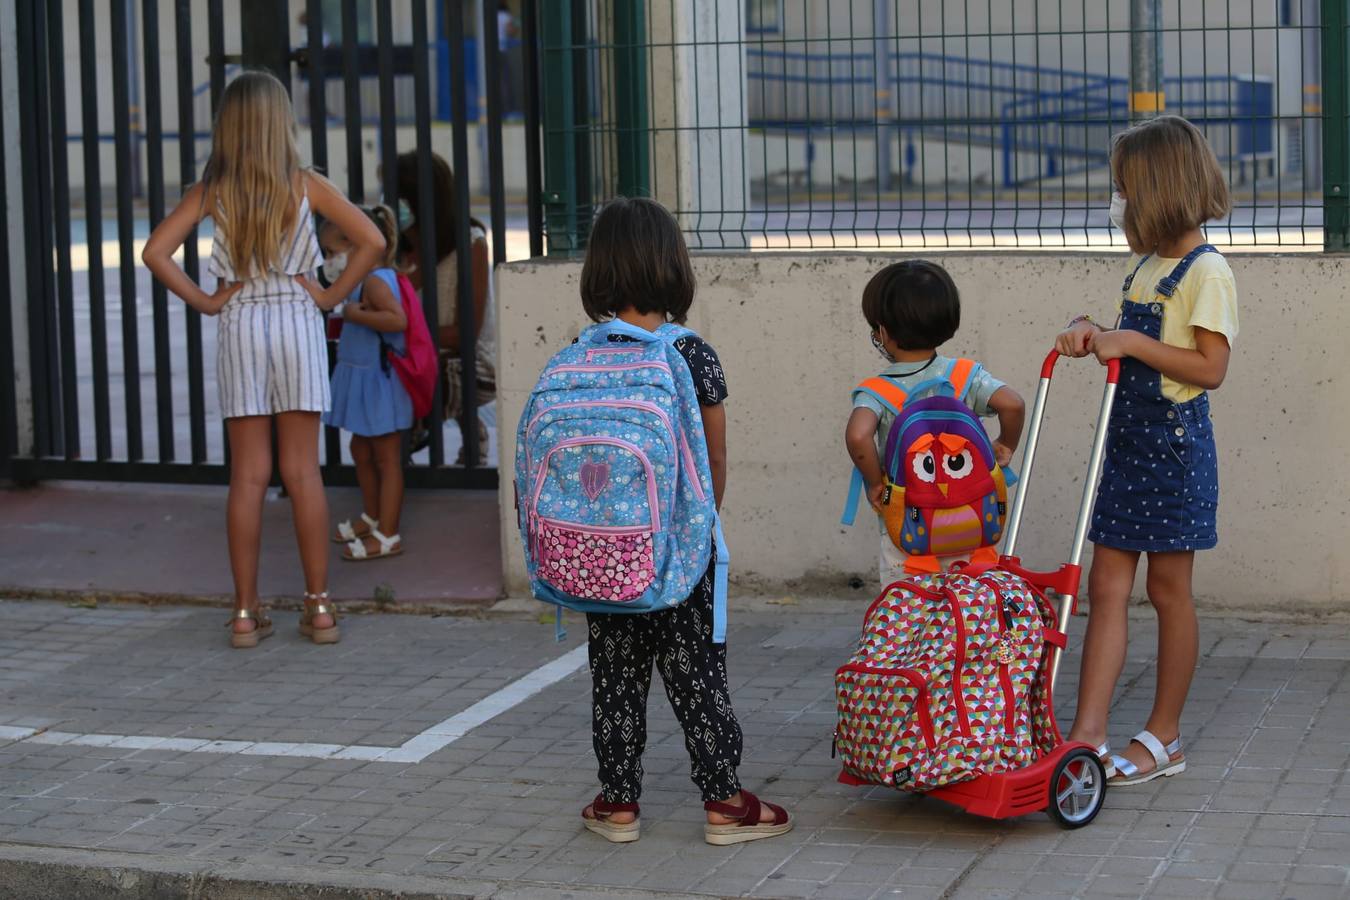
746, 48, 1274, 187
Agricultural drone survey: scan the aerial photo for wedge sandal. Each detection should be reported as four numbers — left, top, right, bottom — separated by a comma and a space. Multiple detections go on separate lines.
300, 591, 340, 644
1094, 741, 1116, 778
333, 512, 378, 544
1109, 730, 1185, 786
704, 791, 793, 846
581, 794, 640, 843
226, 607, 273, 650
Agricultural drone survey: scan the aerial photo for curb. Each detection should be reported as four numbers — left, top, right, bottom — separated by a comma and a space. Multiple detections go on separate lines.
0, 587, 500, 617
0, 844, 703, 900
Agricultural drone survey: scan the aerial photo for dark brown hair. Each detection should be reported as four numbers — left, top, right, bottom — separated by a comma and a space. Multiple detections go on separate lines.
861, 259, 961, 351
580, 197, 695, 323
395, 150, 485, 263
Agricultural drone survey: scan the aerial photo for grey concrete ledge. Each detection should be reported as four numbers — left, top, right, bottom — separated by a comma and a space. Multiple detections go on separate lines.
0, 843, 700, 900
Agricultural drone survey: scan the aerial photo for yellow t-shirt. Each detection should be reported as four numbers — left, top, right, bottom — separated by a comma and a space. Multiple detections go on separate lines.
1118, 252, 1239, 402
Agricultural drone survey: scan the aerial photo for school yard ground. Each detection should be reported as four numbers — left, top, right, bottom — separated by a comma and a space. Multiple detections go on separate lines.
1, 587, 1347, 899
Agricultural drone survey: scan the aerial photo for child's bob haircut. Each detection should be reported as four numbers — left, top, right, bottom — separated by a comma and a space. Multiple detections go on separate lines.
861, 259, 960, 351
581, 197, 695, 324
1111, 115, 1230, 254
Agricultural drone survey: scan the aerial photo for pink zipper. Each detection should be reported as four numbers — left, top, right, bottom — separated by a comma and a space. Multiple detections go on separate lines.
529, 436, 662, 533
546, 361, 672, 377
585, 347, 646, 361
525, 400, 675, 471
678, 433, 707, 502
525, 400, 707, 504
537, 516, 651, 536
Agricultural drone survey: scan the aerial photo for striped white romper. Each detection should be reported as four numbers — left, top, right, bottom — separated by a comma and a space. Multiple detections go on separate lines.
210, 192, 329, 419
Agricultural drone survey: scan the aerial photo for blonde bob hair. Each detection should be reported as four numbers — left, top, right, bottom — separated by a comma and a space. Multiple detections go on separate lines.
203, 70, 305, 277
1111, 115, 1230, 254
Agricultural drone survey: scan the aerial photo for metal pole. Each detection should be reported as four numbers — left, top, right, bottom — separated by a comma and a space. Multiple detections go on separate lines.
1129, 0, 1164, 123
522, 0, 544, 257
872, 0, 892, 193
240, 0, 293, 92
1303, 0, 1322, 191
1322, 0, 1347, 250
613, 0, 650, 197
481, 0, 508, 265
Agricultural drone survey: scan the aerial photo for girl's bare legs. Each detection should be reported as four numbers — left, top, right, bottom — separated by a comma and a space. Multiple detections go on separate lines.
276, 411, 334, 630
349, 434, 380, 525
1066, 545, 1140, 748
348, 432, 405, 556
225, 416, 273, 635
372, 432, 404, 536
1113, 551, 1197, 772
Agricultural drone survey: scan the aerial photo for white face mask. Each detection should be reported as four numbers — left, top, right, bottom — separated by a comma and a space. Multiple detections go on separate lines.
321, 251, 349, 285
1108, 192, 1127, 231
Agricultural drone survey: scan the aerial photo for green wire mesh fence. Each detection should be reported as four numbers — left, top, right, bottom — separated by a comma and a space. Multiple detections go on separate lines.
536, 0, 1342, 253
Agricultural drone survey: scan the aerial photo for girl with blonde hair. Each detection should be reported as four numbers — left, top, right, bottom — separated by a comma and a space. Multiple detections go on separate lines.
143, 70, 384, 647
1055, 115, 1237, 785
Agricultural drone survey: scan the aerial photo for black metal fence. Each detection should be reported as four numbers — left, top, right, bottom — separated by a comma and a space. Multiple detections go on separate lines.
1, 0, 510, 488
537, 0, 1339, 252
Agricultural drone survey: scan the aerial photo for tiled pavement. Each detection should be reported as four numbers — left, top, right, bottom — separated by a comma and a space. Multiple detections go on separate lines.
0, 595, 1347, 899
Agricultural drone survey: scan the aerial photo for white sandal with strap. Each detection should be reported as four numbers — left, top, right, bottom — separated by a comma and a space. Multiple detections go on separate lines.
1094, 742, 1116, 778
343, 528, 403, 562
333, 512, 378, 544
1109, 730, 1185, 786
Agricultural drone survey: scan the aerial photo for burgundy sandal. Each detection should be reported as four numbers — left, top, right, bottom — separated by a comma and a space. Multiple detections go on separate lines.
581, 794, 640, 843
703, 790, 793, 845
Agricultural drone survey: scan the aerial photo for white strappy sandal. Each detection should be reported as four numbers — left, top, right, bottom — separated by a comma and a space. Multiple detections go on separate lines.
1108, 730, 1186, 786
342, 528, 403, 562
333, 512, 378, 544
1093, 742, 1117, 778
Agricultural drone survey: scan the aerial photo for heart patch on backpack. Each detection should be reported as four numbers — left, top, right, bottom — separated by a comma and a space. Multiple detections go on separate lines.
580, 460, 611, 501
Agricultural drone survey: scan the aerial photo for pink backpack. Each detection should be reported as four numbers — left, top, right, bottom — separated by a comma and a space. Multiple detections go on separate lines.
389, 272, 439, 419
834, 568, 1059, 791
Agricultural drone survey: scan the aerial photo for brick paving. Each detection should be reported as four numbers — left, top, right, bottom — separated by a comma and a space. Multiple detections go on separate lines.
1, 595, 1348, 899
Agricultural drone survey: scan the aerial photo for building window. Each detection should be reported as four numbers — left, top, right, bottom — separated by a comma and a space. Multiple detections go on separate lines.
747, 0, 782, 34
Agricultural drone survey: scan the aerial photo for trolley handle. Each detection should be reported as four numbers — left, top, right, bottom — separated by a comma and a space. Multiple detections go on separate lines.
1001, 350, 1121, 563
1039, 349, 1121, 384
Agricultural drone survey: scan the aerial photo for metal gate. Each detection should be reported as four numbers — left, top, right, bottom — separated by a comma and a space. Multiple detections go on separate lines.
0, 0, 536, 489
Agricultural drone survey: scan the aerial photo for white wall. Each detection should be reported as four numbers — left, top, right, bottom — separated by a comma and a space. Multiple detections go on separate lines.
496, 251, 1347, 614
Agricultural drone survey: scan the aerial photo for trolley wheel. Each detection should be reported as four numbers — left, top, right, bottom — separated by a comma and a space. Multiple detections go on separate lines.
1048, 747, 1106, 828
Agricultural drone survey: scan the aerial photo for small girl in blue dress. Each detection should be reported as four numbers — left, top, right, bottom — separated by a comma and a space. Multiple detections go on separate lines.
1056, 116, 1238, 787
322, 205, 411, 562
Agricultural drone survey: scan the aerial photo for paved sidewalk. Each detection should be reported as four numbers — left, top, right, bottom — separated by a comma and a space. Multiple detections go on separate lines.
0, 482, 501, 607
1, 595, 1348, 899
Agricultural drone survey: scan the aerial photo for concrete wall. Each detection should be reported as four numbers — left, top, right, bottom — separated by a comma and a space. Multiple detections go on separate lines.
496, 252, 1347, 614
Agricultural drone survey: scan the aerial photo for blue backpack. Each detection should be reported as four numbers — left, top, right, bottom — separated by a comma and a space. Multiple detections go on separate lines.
515, 319, 729, 641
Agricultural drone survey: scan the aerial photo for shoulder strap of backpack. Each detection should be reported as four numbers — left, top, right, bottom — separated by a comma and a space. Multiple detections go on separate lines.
852, 376, 909, 416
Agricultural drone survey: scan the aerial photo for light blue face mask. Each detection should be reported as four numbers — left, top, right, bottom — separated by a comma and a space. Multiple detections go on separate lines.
397, 199, 415, 232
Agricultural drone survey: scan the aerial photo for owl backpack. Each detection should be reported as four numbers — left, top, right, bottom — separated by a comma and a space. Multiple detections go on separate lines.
842, 359, 1013, 575
515, 319, 728, 642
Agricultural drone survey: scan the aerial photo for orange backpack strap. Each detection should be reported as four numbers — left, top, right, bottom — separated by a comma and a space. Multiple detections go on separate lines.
948, 358, 978, 400
854, 376, 910, 416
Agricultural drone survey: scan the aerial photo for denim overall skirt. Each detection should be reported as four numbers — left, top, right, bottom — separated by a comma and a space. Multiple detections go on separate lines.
1088, 245, 1220, 553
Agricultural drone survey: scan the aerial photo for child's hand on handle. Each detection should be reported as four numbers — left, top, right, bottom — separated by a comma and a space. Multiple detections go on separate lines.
1054, 319, 1098, 358
1087, 328, 1135, 364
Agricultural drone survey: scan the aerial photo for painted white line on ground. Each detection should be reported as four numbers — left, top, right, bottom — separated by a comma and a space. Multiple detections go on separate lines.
6, 643, 590, 764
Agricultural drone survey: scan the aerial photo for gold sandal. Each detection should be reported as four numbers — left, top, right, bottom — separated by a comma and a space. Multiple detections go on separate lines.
227, 607, 274, 649
300, 591, 340, 644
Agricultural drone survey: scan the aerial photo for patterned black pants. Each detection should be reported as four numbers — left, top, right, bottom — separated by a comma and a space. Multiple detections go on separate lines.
586, 558, 743, 804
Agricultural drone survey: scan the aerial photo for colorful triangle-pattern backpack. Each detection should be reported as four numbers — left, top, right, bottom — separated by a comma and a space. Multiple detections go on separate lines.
842, 359, 1013, 574
834, 568, 1060, 792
